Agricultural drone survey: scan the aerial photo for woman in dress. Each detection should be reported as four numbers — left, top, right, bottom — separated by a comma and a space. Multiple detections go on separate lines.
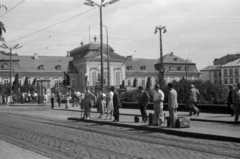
97, 90, 106, 118
106, 89, 114, 120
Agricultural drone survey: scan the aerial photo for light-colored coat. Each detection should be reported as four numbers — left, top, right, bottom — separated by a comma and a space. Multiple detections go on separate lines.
190, 88, 200, 103
168, 89, 178, 110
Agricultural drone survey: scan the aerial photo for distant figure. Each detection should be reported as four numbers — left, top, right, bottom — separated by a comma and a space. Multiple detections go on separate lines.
27, 91, 31, 103
106, 88, 114, 120
112, 86, 121, 122
232, 83, 240, 123
97, 90, 106, 119
152, 84, 165, 126
50, 92, 55, 109
167, 83, 178, 128
56, 91, 61, 107
44, 93, 48, 105
227, 85, 234, 116
189, 85, 200, 116
137, 86, 150, 123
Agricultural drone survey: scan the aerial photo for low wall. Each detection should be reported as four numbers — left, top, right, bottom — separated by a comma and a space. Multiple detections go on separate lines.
122, 102, 230, 114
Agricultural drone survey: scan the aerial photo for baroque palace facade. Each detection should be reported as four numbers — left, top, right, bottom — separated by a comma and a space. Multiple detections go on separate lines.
0, 40, 201, 93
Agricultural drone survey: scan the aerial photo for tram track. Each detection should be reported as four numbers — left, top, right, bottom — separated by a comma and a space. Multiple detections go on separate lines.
0, 112, 239, 158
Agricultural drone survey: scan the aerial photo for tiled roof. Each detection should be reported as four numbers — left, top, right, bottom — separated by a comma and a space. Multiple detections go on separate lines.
221, 58, 240, 67
0, 52, 73, 73
155, 53, 194, 64
200, 65, 221, 71
126, 58, 158, 73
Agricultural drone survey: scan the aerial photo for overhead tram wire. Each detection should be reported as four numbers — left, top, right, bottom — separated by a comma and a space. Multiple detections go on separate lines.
0, 0, 25, 18
6, 7, 97, 44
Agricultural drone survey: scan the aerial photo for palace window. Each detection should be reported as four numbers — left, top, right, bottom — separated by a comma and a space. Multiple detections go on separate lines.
116, 72, 120, 86
223, 69, 227, 76
177, 66, 181, 70
229, 69, 233, 76
140, 66, 146, 70
224, 77, 228, 84
55, 79, 59, 87
38, 65, 44, 70
235, 69, 239, 76
126, 66, 132, 70
19, 80, 22, 86
1, 63, 8, 69
229, 78, 233, 84
169, 66, 173, 70
55, 65, 61, 70
128, 80, 131, 86
142, 79, 145, 87
3, 79, 8, 85
235, 78, 239, 84
92, 71, 97, 86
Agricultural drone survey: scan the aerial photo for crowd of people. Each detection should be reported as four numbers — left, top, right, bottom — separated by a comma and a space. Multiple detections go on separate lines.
0, 91, 39, 105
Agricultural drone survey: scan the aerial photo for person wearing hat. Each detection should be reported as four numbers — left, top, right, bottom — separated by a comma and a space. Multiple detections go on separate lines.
83, 87, 96, 119
227, 85, 234, 116
189, 84, 200, 116
111, 86, 122, 122
232, 83, 240, 123
138, 86, 150, 123
152, 84, 165, 126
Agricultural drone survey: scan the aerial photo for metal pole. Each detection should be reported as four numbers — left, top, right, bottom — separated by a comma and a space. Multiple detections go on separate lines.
159, 29, 164, 89
10, 48, 12, 93
99, 5, 104, 93
103, 25, 110, 92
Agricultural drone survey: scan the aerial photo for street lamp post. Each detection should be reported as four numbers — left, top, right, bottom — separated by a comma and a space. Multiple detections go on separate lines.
102, 25, 110, 92
84, 0, 120, 93
185, 58, 191, 80
0, 43, 22, 93
155, 26, 167, 89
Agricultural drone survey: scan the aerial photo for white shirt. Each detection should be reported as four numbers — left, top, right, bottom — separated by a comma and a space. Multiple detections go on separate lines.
76, 91, 81, 97
153, 89, 164, 106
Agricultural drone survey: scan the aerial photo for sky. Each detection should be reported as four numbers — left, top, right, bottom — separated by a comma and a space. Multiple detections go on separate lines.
0, 0, 240, 70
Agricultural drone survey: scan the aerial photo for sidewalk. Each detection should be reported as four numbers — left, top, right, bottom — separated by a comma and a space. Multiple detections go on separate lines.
54, 106, 240, 142
0, 139, 49, 159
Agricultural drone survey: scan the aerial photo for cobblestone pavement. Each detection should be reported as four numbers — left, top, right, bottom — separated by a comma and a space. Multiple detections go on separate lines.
0, 106, 240, 159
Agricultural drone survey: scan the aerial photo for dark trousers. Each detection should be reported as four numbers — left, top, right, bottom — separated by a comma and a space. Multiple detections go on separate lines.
113, 107, 119, 121
139, 105, 147, 121
51, 98, 54, 108
227, 103, 234, 115
189, 102, 199, 115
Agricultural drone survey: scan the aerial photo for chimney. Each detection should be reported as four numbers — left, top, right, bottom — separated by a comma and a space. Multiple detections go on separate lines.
170, 52, 174, 56
127, 55, 132, 60
67, 51, 70, 57
34, 53, 38, 60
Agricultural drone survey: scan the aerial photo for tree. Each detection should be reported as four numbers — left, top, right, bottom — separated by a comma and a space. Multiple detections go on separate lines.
133, 79, 137, 87
146, 77, 152, 89
12, 73, 19, 92
30, 78, 37, 92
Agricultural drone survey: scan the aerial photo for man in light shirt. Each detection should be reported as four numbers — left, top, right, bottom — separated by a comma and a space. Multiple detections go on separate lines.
152, 84, 165, 126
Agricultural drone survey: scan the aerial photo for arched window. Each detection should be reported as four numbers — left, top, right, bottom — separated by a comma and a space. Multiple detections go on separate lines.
128, 80, 131, 86
115, 72, 120, 86
142, 79, 145, 87
92, 71, 97, 86
19, 80, 22, 86
2, 63, 8, 69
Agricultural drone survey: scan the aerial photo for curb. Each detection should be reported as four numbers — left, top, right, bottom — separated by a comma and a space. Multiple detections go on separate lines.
54, 108, 236, 124
67, 117, 240, 143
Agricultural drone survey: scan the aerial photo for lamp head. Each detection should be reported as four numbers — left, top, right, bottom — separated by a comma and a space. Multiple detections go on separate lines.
163, 28, 167, 33
154, 27, 158, 34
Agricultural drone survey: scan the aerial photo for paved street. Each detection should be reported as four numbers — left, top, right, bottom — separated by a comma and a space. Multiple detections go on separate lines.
0, 104, 240, 159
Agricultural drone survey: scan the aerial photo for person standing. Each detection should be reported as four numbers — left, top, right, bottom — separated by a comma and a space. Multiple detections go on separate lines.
83, 87, 96, 119
152, 84, 165, 126
106, 89, 114, 120
97, 90, 106, 118
43, 93, 48, 106
56, 91, 61, 107
111, 86, 121, 122
227, 85, 234, 116
50, 91, 55, 109
232, 83, 240, 123
137, 86, 150, 123
189, 85, 201, 116
167, 83, 178, 128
